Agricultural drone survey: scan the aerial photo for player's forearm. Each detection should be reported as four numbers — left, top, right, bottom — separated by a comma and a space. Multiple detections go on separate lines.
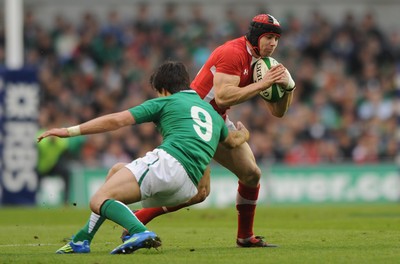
215, 81, 266, 107
73, 116, 118, 136
76, 111, 134, 136
37, 111, 135, 142
267, 90, 293, 118
214, 72, 268, 107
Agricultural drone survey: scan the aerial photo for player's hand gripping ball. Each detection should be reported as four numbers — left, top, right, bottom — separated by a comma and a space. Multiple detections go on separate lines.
253, 57, 290, 102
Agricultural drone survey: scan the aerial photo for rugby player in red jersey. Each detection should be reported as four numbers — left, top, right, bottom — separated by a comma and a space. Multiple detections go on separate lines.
123, 14, 296, 247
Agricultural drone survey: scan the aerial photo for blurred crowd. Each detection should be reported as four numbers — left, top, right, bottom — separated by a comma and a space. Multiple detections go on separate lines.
3, 3, 399, 172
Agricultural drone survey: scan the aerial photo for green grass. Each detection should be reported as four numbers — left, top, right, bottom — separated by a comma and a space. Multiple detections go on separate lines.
1, 204, 399, 264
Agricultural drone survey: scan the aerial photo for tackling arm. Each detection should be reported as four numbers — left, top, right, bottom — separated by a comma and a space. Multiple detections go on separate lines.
37, 110, 135, 142
220, 121, 250, 149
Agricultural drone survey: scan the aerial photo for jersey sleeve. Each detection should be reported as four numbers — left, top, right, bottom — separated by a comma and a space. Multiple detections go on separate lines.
215, 45, 245, 76
128, 98, 166, 124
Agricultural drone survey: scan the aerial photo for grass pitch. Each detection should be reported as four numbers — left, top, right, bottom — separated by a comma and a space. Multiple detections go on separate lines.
0, 204, 399, 264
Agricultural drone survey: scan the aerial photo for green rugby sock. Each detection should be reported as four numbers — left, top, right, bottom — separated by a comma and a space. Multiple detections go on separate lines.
72, 212, 105, 243
100, 199, 147, 235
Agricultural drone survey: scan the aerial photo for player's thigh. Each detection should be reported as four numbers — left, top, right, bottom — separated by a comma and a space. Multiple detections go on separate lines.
106, 162, 128, 181
91, 167, 141, 212
214, 141, 261, 185
196, 166, 211, 200
198, 166, 210, 194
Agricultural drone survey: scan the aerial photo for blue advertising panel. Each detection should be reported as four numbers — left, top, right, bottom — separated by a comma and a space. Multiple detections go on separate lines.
0, 68, 39, 205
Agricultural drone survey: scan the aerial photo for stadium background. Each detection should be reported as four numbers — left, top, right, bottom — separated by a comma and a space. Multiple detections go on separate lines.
0, 0, 399, 207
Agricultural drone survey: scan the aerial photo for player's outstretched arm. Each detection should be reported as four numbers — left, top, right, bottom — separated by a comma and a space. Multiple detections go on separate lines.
37, 110, 135, 143
221, 121, 250, 148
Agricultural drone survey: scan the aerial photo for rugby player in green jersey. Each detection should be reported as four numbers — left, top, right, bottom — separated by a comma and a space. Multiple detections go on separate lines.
37, 61, 250, 254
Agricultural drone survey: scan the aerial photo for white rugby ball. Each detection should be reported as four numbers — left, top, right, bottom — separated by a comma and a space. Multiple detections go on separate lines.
253, 57, 286, 102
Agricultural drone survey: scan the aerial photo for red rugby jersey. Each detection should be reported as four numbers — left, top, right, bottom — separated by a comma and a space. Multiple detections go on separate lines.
191, 36, 257, 119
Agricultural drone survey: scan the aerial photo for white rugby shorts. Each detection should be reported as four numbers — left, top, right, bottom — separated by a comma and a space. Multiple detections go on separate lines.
125, 148, 198, 208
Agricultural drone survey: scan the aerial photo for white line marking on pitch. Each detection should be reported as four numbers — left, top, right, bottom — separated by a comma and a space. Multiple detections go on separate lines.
0, 242, 114, 247
0, 243, 58, 247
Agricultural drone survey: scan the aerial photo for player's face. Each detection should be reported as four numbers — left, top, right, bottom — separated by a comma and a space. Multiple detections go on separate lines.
259, 34, 279, 57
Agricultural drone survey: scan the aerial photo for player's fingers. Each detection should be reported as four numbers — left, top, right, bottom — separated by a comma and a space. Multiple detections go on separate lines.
269, 68, 285, 80
37, 134, 47, 143
270, 63, 284, 70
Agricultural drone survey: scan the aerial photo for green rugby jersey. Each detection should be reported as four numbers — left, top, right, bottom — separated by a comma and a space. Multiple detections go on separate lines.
128, 90, 228, 185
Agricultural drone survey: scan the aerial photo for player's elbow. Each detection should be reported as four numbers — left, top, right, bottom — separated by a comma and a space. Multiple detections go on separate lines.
272, 110, 286, 118
270, 106, 287, 118
214, 96, 229, 108
111, 111, 135, 128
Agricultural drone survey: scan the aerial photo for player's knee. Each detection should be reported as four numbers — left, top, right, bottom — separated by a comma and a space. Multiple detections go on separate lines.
241, 165, 261, 186
196, 186, 210, 203
89, 195, 103, 215
187, 186, 209, 205
89, 199, 98, 214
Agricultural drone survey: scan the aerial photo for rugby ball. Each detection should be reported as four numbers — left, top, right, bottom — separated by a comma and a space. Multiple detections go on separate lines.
253, 57, 286, 102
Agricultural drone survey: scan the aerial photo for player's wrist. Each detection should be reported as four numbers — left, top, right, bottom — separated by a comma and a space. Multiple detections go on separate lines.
285, 86, 296, 93
285, 78, 296, 92
67, 125, 81, 137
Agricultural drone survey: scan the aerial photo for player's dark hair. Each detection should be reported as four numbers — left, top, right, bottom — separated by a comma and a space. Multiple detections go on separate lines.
150, 61, 190, 94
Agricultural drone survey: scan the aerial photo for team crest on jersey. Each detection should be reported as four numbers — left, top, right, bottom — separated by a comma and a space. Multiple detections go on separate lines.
243, 69, 248, 75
